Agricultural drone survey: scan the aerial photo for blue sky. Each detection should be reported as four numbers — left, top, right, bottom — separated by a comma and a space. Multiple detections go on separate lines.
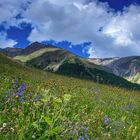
0, 0, 140, 58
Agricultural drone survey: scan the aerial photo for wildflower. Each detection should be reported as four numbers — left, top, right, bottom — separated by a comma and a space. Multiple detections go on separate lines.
105, 115, 110, 126
14, 79, 18, 88
18, 83, 26, 91
78, 137, 85, 140
85, 127, 88, 132
85, 134, 90, 140
15, 95, 19, 99
85, 128, 90, 140
13, 92, 24, 103
3, 123, 7, 128
14, 91, 24, 98
19, 98, 24, 103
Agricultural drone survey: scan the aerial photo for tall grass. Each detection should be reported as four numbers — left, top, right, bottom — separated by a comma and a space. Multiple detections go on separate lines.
0, 53, 140, 139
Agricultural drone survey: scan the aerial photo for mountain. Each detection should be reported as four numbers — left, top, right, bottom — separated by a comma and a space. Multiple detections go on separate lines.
1, 49, 140, 140
21, 42, 47, 55
1, 47, 23, 57
0, 42, 46, 57
89, 56, 140, 84
11, 42, 140, 89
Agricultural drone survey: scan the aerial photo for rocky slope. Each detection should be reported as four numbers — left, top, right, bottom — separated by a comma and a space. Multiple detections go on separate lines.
89, 56, 140, 84
1, 42, 140, 88
5, 42, 139, 89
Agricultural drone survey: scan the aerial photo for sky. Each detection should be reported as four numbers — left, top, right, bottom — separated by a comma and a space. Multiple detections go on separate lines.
0, 0, 140, 58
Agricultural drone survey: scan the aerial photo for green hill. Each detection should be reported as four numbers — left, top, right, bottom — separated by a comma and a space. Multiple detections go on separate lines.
13, 44, 140, 90
0, 52, 140, 140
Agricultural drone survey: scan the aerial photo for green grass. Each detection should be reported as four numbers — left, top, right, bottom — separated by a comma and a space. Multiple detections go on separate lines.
0, 53, 140, 140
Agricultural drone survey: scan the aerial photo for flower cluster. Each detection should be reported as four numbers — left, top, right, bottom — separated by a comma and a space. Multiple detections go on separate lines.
13, 82, 27, 103
105, 115, 111, 126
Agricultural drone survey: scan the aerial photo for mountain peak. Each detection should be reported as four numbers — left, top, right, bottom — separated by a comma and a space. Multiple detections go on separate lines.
30, 41, 44, 46
22, 42, 47, 55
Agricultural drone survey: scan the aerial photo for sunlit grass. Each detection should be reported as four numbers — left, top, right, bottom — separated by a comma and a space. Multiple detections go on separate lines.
14, 48, 59, 62
0, 53, 140, 139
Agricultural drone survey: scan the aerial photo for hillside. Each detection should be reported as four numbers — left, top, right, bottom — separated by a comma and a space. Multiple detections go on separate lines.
12, 43, 140, 90
0, 52, 140, 140
2, 42, 140, 85
89, 56, 140, 84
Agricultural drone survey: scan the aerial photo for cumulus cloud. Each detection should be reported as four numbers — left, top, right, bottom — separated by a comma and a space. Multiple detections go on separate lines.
0, 32, 17, 48
0, 0, 31, 28
21, 0, 140, 57
0, 0, 140, 57
24, 0, 111, 43
0, 0, 30, 48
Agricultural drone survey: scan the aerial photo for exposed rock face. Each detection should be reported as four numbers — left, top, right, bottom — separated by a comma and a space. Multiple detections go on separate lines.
1, 42, 140, 85
21, 42, 46, 55
89, 56, 140, 84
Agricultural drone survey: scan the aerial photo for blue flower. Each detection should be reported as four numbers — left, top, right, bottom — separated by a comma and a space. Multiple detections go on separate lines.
85, 128, 89, 132
85, 134, 90, 140
14, 79, 18, 88
13, 91, 24, 98
85, 128, 90, 140
105, 115, 111, 126
78, 137, 85, 140
18, 83, 26, 91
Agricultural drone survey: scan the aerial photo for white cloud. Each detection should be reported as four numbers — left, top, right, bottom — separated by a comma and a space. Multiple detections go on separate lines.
0, 32, 17, 48
22, 0, 140, 57
23, 0, 111, 43
0, 0, 140, 57
0, 0, 31, 28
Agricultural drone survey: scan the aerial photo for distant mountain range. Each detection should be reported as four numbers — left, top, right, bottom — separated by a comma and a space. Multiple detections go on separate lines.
0, 42, 140, 89
89, 56, 140, 84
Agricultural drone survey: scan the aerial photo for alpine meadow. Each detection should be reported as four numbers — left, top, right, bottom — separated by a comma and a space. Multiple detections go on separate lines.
0, 0, 140, 140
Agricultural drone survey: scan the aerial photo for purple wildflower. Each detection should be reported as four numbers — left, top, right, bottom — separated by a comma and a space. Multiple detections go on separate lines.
78, 137, 85, 140
14, 79, 18, 88
13, 91, 24, 98
19, 98, 24, 103
85, 134, 90, 140
18, 83, 26, 91
105, 115, 111, 126
85, 128, 90, 140
85, 128, 88, 132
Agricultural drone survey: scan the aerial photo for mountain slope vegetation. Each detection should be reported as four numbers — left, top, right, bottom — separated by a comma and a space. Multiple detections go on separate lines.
90, 56, 140, 84
12, 43, 140, 90
0, 52, 140, 140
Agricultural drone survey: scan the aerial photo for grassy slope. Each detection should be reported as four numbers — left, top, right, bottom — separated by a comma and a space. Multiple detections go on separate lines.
0, 53, 140, 140
14, 48, 140, 90
14, 48, 59, 62
57, 58, 140, 90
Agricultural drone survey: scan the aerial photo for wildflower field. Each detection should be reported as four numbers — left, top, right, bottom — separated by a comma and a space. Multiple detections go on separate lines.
0, 53, 140, 140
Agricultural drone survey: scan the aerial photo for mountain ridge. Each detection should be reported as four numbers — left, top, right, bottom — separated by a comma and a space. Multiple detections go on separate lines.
89, 56, 140, 84
0, 42, 140, 86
